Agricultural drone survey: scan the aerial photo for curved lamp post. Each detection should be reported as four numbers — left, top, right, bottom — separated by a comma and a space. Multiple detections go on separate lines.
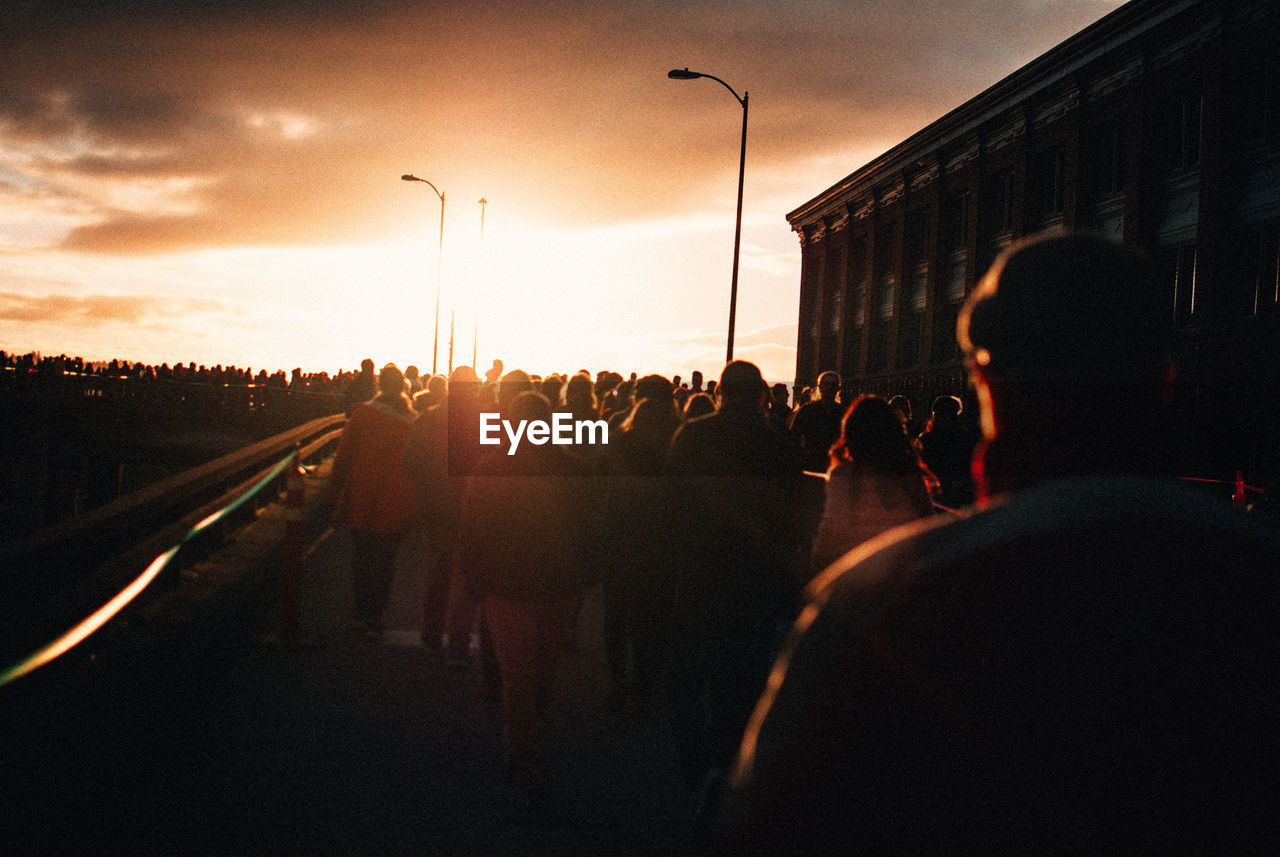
474, 198, 487, 370
401, 174, 445, 375
668, 68, 748, 364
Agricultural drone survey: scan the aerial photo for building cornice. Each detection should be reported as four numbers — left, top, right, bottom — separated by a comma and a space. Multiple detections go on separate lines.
787, 0, 1204, 229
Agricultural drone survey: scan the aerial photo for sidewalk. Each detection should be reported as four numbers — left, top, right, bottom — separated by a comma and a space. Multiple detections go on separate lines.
3, 468, 698, 856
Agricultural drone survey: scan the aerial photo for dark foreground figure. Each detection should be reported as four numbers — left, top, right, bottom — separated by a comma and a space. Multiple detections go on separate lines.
717, 233, 1280, 855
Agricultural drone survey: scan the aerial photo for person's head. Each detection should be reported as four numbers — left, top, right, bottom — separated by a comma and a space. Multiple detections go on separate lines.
634, 374, 673, 405
377, 363, 411, 410
621, 395, 679, 436
959, 232, 1169, 437
691, 370, 704, 391
498, 369, 533, 413
377, 363, 405, 396
683, 392, 715, 421
830, 394, 919, 474
771, 382, 790, 408
562, 373, 597, 414
816, 371, 841, 401
927, 395, 962, 429
360, 357, 375, 375
540, 374, 564, 402
888, 395, 912, 425
510, 389, 552, 425
717, 361, 768, 411
451, 365, 479, 384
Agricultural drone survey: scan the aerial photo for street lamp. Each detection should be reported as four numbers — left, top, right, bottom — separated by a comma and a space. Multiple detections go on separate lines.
401, 174, 445, 375
668, 68, 749, 364
474, 198, 487, 369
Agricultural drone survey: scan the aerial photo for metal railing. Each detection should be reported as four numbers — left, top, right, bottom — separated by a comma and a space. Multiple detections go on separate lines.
0, 414, 346, 688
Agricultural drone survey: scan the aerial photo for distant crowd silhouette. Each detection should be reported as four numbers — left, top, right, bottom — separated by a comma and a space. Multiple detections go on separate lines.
0, 349, 385, 401
324, 235, 1279, 855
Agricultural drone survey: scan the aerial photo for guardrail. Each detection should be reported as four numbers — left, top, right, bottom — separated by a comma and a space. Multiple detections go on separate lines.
0, 413, 346, 688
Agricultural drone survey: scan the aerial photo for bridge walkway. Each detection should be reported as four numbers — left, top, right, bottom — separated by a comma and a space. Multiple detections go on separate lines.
3, 464, 698, 856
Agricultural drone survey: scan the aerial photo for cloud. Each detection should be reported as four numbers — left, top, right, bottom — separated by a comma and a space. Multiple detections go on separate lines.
0, 291, 231, 326
1, 0, 1127, 255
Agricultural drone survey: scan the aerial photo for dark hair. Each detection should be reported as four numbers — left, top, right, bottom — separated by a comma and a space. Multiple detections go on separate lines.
681, 392, 713, 421
830, 395, 927, 477
718, 360, 766, 405
376, 363, 412, 412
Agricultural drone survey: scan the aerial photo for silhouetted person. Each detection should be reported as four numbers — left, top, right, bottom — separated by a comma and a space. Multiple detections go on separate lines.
458, 391, 594, 808
915, 394, 977, 509
663, 360, 806, 822
402, 366, 483, 653
485, 358, 504, 385
330, 363, 417, 637
717, 233, 1280, 856
789, 370, 842, 472
887, 393, 916, 436
344, 357, 377, 416
601, 392, 683, 717
768, 382, 791, 431
810, 395, 934, 574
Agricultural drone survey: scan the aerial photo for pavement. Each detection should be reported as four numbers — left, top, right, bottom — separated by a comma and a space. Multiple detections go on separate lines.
2, 464, 699, 856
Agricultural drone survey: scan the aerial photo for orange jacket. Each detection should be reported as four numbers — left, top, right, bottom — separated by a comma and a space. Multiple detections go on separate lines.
331, 399, 416, 534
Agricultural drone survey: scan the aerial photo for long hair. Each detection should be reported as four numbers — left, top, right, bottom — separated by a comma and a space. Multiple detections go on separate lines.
829, 394, 928, 478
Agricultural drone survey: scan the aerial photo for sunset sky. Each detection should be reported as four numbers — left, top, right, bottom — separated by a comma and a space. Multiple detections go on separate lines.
2, 0, 1126, 384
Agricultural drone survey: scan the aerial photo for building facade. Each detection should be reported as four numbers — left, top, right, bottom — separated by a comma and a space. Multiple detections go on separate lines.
788, 0, 1279, 483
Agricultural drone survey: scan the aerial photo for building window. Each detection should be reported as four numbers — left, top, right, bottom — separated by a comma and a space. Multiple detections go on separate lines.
1158, 90, 1202, 172
946, 189, 970, 250
992, 171, 1015, 233
945, 251, 968, 303
851, 274, 867, 329
1084, 121, 1126, 200
830, 291, 844, 332
1032, 147, 1065, 222
1161, 243, 1198, 326
1234, 222, 1280, 317
877, 272, 896, 320
1241, 49, 1279, 142
909, 264, 928, 313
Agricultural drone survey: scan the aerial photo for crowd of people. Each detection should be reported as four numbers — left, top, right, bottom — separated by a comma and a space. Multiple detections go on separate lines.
324, 233, 1277, 853
0, 349, 381, 401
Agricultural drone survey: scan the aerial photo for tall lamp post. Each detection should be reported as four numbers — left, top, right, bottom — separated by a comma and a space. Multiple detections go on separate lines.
475, 197, 486, 370
401, 174, 445, 375
668, 67, 748, 364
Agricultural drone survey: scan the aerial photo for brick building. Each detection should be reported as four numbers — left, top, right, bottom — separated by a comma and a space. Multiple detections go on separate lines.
788, 0, 1279, 482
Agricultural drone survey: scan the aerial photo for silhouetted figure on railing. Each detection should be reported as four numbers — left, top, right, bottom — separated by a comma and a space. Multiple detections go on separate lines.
914, 393, 978, 509
328, 363, 416, 638
809, 395, 934, 575
717, 233, 1280, 856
